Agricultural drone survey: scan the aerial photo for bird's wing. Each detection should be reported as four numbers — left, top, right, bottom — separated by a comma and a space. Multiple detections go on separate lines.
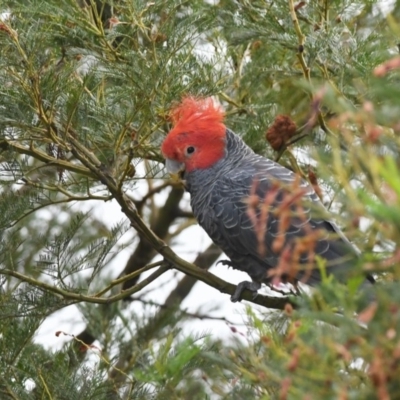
206, 157, 359, 285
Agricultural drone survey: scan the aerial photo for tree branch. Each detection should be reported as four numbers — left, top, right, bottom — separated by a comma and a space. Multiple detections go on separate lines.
121, 186, 185, 290
0, 263, 171, 304
0, 139, 94, 178
0, 261, 289, 310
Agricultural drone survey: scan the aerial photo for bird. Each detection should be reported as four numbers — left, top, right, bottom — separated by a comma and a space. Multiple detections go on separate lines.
161, 96, 374, 302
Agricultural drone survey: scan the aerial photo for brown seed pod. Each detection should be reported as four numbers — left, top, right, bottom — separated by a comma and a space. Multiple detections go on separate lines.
265, 115, 297, 151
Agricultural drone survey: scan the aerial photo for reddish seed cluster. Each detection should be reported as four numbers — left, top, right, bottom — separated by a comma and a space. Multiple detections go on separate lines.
368, 348, 391, 400
247, 176, 324, 286
284, 303, 293, 316
280, 377, 292, 400
0, 23, 10, 33
374, 56, 400, 77
107, 16, 120, 29
265, 115, 297, 151
294, 1, 306, 11
308, 168, 323, 200
358, 302, 378, 324
287, 348, 300, 372
0, 22, 16, 38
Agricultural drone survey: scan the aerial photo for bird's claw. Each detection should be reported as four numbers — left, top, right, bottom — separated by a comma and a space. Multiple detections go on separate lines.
230, 281, 261, 303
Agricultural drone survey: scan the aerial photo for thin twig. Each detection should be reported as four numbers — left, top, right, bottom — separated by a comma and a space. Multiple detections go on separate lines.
1, 264, 171, 304
274, 132, 309, 162
134, 181, 173, 210
92, 260, 164, 297
1, 140, 93, 177
38, 371, 53, 400
288, 0, 309, 81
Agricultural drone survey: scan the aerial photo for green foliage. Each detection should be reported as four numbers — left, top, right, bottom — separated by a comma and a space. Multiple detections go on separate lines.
1, 0, 400, 399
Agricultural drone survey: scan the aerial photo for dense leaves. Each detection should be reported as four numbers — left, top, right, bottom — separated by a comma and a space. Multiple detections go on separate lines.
1, 0, 400, 399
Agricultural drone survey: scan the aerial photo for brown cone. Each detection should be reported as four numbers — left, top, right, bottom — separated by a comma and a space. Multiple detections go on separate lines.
266, 115, 297, 151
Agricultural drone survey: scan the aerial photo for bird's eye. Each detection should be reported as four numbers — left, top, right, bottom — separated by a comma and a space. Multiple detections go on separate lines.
186, 146, 195, 155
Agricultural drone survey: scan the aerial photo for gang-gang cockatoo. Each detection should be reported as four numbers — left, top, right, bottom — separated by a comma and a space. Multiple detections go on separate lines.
161, 97, 374, 302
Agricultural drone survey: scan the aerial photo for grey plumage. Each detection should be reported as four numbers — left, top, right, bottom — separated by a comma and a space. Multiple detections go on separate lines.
184, 129, 374, 301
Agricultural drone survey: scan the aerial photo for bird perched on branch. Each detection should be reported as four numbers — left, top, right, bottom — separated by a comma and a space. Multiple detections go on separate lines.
161, 97, 374, 302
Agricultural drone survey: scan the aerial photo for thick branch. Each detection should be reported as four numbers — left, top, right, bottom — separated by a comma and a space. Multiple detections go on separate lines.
121, 186, 184, 290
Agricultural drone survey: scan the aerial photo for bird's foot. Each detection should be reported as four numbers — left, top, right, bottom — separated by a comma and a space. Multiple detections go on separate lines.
217, 259, 234, 269
231, 281, 261, 303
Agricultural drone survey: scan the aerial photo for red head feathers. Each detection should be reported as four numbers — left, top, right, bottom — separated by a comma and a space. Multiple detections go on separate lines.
161, 97, 227, 172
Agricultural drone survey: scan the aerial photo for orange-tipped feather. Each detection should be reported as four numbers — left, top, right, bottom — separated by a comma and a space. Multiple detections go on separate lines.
170, 96, 225, 133
162, 97, 227, 171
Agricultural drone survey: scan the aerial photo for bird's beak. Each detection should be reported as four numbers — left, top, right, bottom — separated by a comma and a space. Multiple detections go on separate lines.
165, 158, 185, 180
